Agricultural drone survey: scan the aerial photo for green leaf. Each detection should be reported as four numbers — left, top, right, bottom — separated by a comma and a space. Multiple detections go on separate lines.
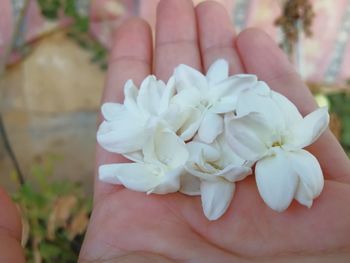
40, 243, 61, 260
37, 0, 62, 19
327, 92, 350, 156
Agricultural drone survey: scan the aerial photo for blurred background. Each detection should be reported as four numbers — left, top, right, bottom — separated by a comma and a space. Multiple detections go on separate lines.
0, 0, 349, 262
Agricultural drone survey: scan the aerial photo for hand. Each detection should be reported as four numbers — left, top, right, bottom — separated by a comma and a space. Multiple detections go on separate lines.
79, 1, 350, 262
0, 188, 24, 262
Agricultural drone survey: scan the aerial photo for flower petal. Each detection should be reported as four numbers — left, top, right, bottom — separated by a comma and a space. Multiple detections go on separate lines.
255, 149, 298, 212
288, 149, 324, 199
162, 104, 186, 131
295, 180, 314, 208
122, 151, 144, 162
144, 127, 189, 169
218, 164, 252, 182
174, 64, 208, 93
159, 76, 176, 114
137, 75, 166, 115
271, 91, 302, 126
187, 141, 220, 161
123, 80, 140, 116
198, 112, 223, 143
224, 112, 270, 161
171, 87, 202, 108
236, 85, 286, 131
98, 164, 122, 184
177, 108, 203, 141
215, 133, 248, 167
101, 103, 124, 121
185, 163, 218, 181
209, 74, 258, 111
149, 166, 183, 194
180, 173, 201, 196
97, 116, 146, 153
99, 163, 160, 192
206, 59, 229, 84
201, 180, 235, 220
285, 107, 330, 149
209, 99, 237, 114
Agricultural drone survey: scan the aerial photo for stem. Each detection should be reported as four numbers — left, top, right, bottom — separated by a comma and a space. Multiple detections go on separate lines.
0, 115, 25, 185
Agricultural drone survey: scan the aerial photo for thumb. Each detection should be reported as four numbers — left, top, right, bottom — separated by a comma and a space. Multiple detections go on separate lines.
0, 187, 25, 263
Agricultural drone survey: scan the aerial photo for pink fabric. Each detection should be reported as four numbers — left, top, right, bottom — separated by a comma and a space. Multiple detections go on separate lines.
245, 0, 280, 36
1, 0, 349, 85
0, 0, 14, 58
89, 0, 350, 85
242, 0, 350, 84
1, 0, 71, 64
303, 0, 349, 83
341, 40, 350, 83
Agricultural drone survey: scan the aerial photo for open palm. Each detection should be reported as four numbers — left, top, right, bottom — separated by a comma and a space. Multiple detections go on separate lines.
79, 1, 350, 262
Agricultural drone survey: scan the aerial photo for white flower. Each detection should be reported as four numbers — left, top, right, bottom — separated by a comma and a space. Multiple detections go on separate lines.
97, 75, 181, 155
97, 59, 328, 220
184, 135, 252, 220
225, 84, 329, 211
99, 124, 189, 194
173, 59, 258, 143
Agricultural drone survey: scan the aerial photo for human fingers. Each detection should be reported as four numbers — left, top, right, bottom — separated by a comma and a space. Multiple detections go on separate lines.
95, 18, 153, 203
0, 188, 25, 263
154, 0, 202, 80
196, 1, 243, 74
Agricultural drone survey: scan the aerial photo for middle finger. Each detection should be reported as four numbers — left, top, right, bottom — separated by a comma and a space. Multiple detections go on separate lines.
196, 1, 243, 74
154, 0, 202, 81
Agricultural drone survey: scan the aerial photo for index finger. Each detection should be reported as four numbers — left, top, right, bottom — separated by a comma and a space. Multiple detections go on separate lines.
94, 18, 153, 203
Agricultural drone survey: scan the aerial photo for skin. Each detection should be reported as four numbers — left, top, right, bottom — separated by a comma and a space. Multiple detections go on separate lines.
1, 1, 349, 262
0, 188, 25, 263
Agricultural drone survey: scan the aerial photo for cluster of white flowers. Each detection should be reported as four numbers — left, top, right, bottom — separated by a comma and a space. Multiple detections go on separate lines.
97, 59, 329, 221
